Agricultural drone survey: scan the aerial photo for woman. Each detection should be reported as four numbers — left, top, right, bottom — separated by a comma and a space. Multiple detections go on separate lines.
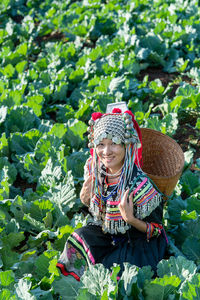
56, 108, 167, 281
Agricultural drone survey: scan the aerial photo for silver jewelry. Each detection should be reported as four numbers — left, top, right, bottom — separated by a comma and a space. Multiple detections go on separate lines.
100, 165, 123, 177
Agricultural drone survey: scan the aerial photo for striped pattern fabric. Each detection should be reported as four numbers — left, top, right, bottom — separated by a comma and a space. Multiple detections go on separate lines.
134, 177, 158, 205
133, 175, 162, 219
69, 232, 95, 266
105, 200, 121, 221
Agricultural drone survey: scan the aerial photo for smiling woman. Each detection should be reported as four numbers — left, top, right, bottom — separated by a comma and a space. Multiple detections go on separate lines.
95, 139, 125, 174
56, 107, 168, 281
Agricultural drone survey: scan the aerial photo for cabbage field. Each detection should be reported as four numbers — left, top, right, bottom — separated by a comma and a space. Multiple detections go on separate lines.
0, 0, 200, 298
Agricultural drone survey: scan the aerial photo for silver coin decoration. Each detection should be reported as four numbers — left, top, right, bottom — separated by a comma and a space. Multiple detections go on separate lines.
87, 112, 139, 148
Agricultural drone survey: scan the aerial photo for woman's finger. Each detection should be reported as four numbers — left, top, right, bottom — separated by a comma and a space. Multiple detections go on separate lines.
129, 191, 134, 202
119, 189, 129, 210
121, 189, 129, 204
85, 175, 93, 184
83, 175, 93, 189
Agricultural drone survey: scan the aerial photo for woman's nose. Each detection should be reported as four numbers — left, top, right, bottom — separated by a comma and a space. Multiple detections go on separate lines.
103, 145, 112, 155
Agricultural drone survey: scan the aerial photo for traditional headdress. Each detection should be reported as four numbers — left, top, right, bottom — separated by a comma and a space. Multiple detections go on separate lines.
87, 108, 142, 165
86, 108, 143, 234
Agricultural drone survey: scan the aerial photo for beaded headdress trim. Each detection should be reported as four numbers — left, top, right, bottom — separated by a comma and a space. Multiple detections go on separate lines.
87, 110, 140, 148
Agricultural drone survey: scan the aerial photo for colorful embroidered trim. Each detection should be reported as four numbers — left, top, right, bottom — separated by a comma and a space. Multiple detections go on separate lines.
133, 177, 148, 195
134, 182, 152, 201
56, 262, 80, 281
136, 188, 158, 206
71, 232, 95, 265
68, 233, 95, 265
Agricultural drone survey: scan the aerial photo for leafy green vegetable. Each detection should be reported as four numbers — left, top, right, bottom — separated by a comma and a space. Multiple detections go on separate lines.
0, 0, 199, 298
143, 275, 181, 300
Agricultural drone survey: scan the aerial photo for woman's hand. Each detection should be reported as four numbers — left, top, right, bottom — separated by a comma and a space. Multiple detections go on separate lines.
119, 189, 147, 233
80, 175, 93, 207
119, 189, 135, 224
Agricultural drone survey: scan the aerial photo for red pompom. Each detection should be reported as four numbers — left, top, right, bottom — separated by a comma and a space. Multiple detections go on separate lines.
112, 108, 122, 114
91, 112, 103, 121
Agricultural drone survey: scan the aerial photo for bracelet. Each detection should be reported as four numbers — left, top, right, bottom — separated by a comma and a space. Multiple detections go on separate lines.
146, 222, 154, 241
146, 222, 163, 241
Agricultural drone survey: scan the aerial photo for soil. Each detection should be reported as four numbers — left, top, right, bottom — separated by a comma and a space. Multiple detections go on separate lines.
13, 174, 37, 194
35, 31, 67, 45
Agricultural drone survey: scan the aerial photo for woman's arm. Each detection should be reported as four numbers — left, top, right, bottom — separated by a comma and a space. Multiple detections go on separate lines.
119, 189, 164, 240
80, 175, 93, 207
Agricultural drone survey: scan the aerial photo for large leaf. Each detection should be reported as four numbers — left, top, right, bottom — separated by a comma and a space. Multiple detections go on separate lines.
4, 106, 40, 136
143, 275, 181, 300
67, 150, 89, 180
182, 237, 200, 264
16, 135, 65, 183
186, 195, 200, 214
25, 95, 44, 117
0, 270, 15, 287
180, 273, 200, 300
157, 256, 197, 282
9, 129, 43, 158
14, 278, 36, 300
64, 119, 87, 150
35, 250, 58, 280
167, 196, 187, 225
37, 158, 64, 191
181, 170, 200, 196
81, 264, 115, 297
0, 157, 17, 184
0, 133, 9, 157
42, 174, 76, 213
0, 245, 20, 270
118, 263, 147, 298
0, 289, 17, 300
53, 275, 82, 300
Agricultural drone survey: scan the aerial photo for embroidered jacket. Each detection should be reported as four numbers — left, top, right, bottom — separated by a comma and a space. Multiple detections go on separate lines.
83, 158, 164, 239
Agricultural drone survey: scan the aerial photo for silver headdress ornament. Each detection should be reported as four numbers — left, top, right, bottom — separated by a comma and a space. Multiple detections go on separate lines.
87, 112, 140, 148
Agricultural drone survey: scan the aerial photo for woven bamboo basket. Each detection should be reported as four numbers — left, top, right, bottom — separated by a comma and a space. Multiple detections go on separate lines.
141, 128, 185, 197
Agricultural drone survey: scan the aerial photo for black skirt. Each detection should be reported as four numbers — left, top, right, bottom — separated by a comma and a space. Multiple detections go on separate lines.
56, 223, 167, 280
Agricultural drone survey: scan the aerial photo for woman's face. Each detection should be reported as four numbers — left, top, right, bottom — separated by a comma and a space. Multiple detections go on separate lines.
96, 138, 125, 173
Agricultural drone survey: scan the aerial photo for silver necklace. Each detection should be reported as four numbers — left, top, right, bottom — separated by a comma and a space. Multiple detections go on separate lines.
101, 165, 123, 177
